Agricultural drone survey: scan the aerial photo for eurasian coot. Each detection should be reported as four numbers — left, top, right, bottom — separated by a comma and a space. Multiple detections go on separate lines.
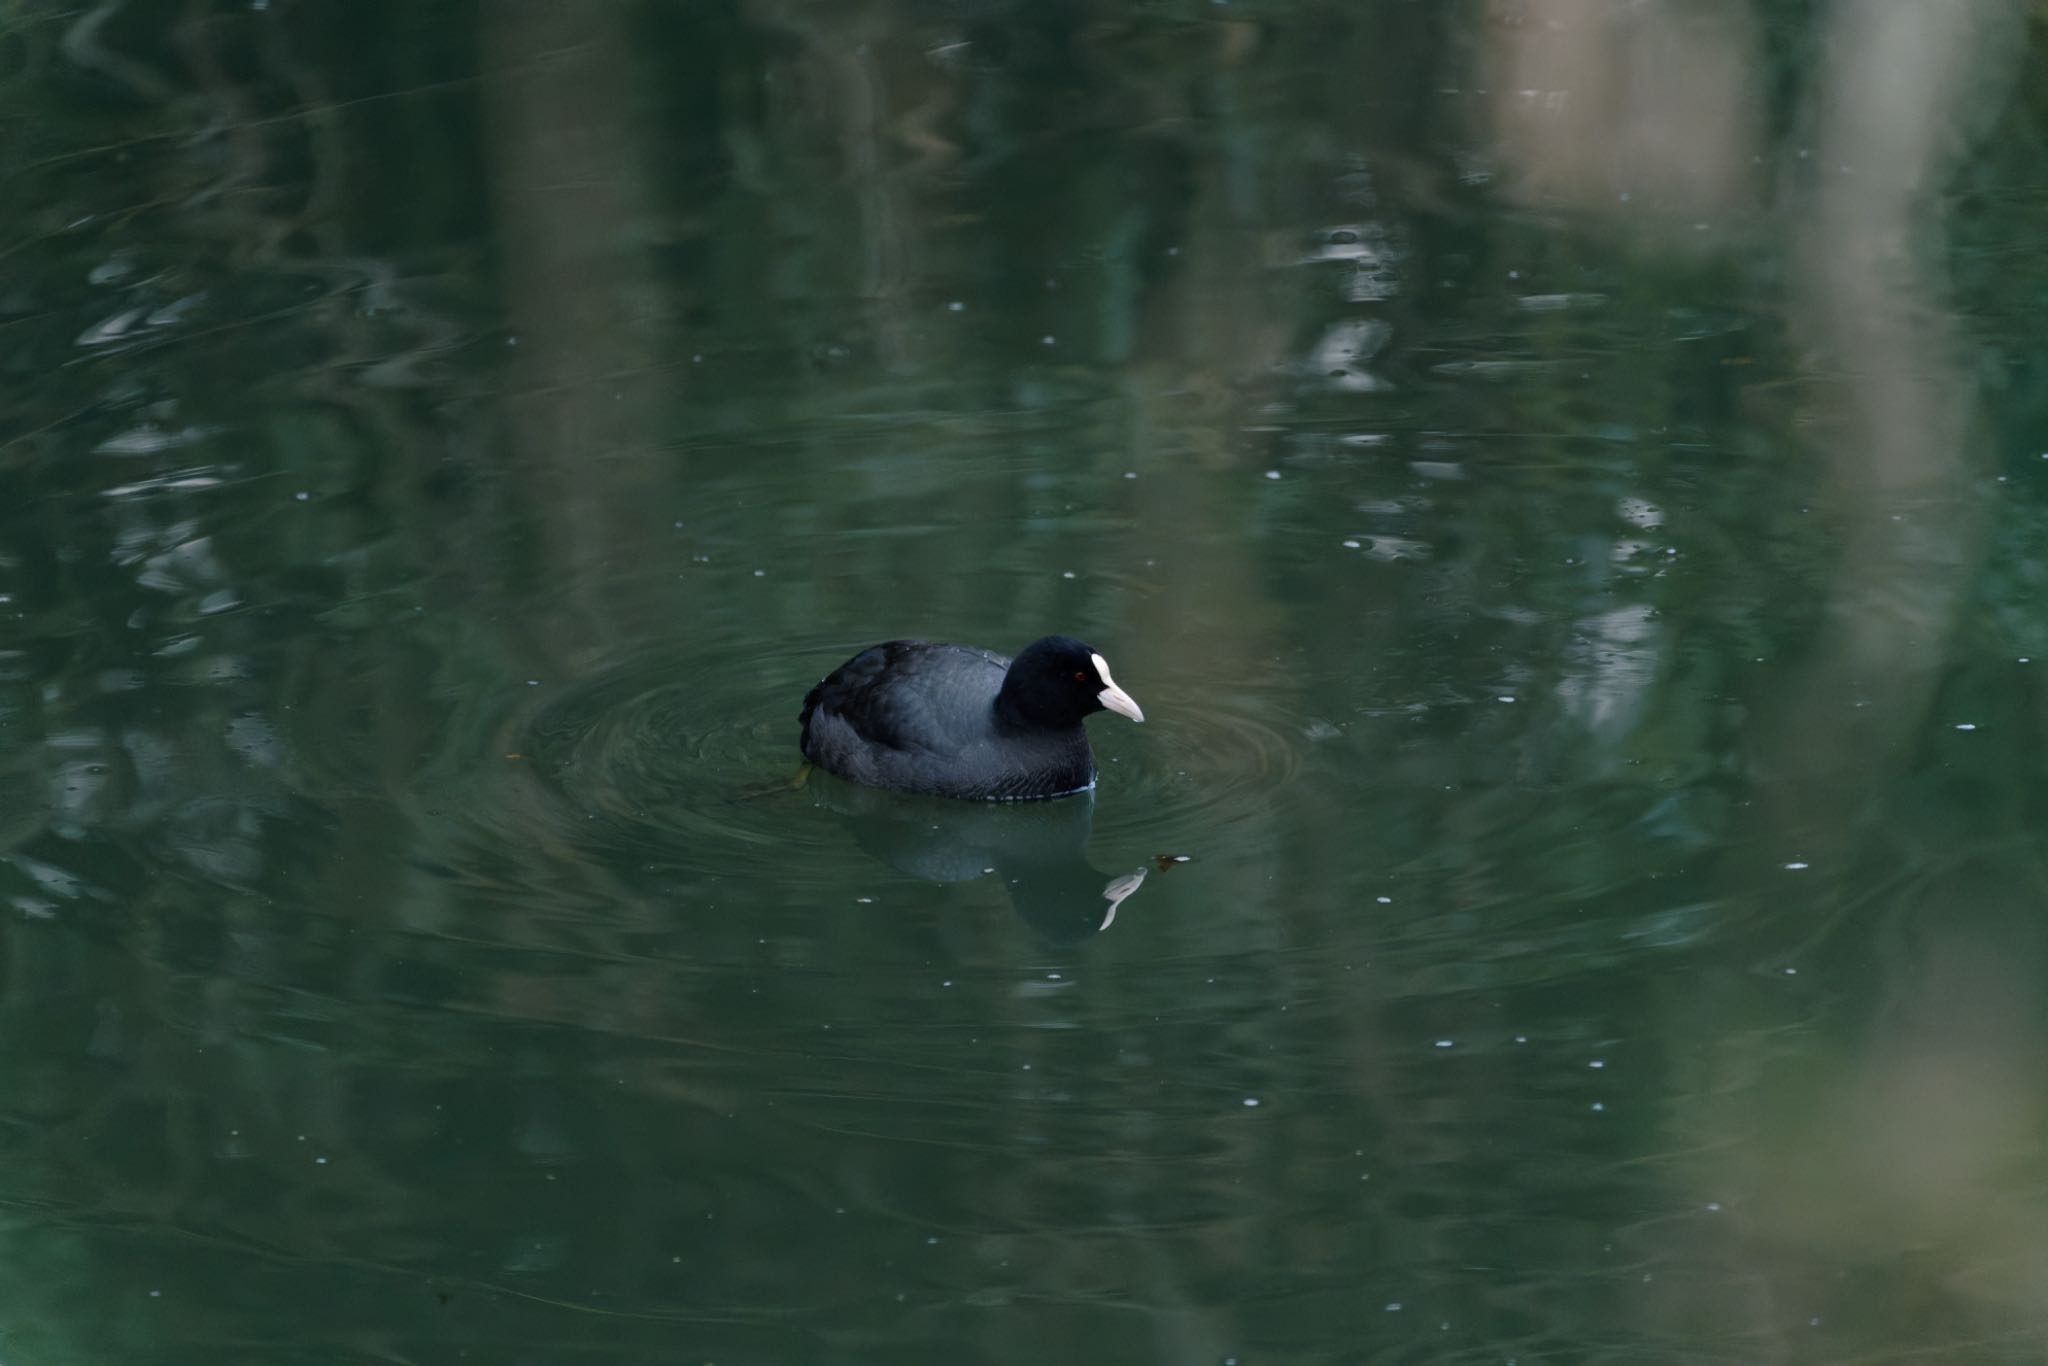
799, 635, 1144, 800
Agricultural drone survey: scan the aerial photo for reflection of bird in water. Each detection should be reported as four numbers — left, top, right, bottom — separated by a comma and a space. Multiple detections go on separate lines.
804, 776, 1148, 942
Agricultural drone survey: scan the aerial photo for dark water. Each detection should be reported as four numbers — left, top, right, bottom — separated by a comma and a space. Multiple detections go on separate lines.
7, 2, 2048, 1361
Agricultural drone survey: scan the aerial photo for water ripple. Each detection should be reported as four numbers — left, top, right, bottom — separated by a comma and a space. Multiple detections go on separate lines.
519, 641, 1315, 888
1082, 677, 1308, 849
521, 637, 859, 883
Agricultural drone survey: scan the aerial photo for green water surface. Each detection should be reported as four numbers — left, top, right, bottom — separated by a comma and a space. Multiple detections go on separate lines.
5, 3, 2048, 1362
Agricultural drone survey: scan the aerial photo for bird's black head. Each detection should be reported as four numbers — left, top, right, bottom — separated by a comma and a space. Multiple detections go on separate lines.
995, 635, 1146, 731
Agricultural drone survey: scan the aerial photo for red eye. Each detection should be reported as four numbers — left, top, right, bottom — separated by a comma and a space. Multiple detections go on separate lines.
1073, 670, 1087, 683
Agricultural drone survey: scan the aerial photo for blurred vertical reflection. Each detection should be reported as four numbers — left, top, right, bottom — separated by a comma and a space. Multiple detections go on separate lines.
1487, 0, 1760, 219
1485, 0, 2023, 836
482, 2, 667, 661
1764, 0, 2022, 849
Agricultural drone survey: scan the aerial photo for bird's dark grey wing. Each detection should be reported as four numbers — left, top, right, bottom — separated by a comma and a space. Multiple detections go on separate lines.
801, 641, 1007, 756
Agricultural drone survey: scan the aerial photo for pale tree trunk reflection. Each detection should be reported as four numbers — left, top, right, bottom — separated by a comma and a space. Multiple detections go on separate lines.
482, 1, 667, 664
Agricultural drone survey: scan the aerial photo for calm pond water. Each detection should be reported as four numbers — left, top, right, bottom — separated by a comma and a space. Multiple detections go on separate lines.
7, 3, 2048, 1361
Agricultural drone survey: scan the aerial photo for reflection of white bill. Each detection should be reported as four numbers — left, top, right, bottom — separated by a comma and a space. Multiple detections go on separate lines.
1098, 867, 1149, 932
